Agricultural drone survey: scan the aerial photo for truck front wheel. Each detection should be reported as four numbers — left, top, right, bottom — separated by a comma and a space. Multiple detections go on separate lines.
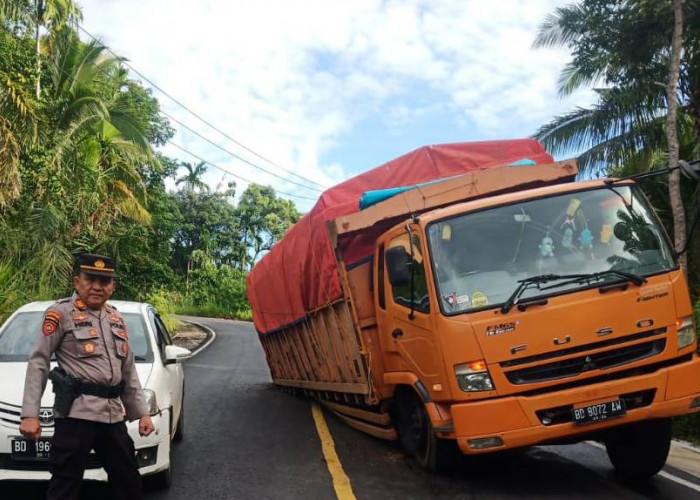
394, 389, 458, 473
604, 418, 671, 478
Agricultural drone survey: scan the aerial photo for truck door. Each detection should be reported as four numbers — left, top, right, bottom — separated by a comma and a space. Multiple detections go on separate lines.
376, 227, 444, 389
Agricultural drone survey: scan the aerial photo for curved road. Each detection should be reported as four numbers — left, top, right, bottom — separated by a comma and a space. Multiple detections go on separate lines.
2, 317, 700, 499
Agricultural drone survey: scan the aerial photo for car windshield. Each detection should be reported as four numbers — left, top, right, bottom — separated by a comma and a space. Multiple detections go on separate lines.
427, 185, 675, 315
0, 311, 153, 362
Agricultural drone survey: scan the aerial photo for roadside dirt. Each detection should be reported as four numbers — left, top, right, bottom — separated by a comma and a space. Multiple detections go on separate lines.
172, 321, 208, 352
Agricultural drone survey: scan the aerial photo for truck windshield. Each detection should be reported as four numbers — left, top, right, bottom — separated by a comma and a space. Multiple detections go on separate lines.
427, 186, 675, 315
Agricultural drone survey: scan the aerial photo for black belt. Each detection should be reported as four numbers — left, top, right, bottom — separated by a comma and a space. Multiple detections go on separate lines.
76, 380, 126, 399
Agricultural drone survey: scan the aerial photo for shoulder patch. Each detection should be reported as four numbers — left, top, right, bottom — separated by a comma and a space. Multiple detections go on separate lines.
42, 310, 62, 336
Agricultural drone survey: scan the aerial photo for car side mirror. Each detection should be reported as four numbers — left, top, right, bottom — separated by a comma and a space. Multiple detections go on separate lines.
164, 345, 192, 365
386, 246, 412, 287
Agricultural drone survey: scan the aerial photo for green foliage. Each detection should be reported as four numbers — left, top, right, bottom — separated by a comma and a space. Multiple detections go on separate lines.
0, 14, 300, 324
145, 288, 181, 332
533, 0, 700, 175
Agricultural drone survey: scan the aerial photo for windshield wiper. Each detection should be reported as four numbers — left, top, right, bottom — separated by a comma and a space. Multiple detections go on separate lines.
501, 274, 589, 314
540, 269, 647, 292
500, 269, 648, 314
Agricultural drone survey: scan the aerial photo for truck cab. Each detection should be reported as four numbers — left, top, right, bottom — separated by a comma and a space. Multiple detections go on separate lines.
376, 179, 700, 474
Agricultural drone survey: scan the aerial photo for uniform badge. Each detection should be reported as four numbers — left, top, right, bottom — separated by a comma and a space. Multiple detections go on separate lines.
115, 329, 128, 340
120, 343, 128, 356
74, 298, 87, 311
83, 342, 96, 354
89, 329, 98, 337
42, 310, 61, 336
94, 259, 106, 269
72, 312, 88, 321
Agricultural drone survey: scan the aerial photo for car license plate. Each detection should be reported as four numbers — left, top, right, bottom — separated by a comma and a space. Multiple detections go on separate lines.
11, 437, 52, 460
572, 399, 626, 425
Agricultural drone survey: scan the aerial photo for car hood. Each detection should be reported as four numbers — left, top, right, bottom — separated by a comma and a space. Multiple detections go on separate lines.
0, 362, 154, 407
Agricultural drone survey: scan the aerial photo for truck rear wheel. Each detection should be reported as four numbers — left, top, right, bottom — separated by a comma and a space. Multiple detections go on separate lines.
604, 418, 671, 478
394, 389, 458, 473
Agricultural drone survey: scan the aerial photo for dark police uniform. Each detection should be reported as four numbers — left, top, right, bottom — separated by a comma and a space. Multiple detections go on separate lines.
21, 254, 148, 500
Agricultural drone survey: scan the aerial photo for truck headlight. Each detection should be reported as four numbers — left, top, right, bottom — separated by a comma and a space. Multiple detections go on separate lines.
677, 316, 696, 349
143, 389, 159, 416
455, 360, 494, 392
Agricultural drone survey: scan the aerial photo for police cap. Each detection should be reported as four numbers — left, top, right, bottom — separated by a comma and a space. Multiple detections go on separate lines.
75, 254, 116, 278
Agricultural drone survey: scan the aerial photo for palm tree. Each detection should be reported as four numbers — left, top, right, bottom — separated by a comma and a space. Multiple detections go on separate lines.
0, 27, 38, 210
2, 0, 84, 98
33, 0, 83, 98
665, 0, 687, 269
176, 161, 209, 194
3, 28, 155, 292
532, 0, 698, 267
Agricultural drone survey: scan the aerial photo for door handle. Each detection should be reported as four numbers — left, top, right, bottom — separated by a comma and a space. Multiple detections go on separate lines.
392, 329, 404, 339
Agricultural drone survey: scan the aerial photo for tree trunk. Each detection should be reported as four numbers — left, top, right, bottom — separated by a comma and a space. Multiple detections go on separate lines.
666, 0, 687, 272
34, 0, 43, 99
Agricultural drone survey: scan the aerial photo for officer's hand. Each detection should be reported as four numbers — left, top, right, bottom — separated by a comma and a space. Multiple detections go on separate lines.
20, 417, 41, 441
139, 415, 155, 437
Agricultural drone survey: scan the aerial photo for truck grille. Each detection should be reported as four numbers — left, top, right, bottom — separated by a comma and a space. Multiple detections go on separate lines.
505, 339, 666, 385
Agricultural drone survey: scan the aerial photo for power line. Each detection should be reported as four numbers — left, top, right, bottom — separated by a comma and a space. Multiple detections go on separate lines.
76, 24, 329, 191
160, 107, 323, 193
168, 142, 318, 201
42, 37, 319, 203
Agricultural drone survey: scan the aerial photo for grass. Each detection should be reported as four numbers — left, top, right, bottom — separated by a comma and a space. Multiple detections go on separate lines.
173, 302, 253, 321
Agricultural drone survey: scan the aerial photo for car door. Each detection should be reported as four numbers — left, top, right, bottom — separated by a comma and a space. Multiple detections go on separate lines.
148, 309, 184, 433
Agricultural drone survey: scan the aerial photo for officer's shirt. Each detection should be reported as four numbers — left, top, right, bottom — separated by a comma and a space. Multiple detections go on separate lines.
21, 295, 148, 423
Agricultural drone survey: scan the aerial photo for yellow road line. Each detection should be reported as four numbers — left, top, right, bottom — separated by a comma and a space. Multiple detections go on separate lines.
311, 402, 357, 500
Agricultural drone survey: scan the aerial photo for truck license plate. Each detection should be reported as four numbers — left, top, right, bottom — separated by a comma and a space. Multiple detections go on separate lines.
11, 437, 52, 460
572, 399, 626, 425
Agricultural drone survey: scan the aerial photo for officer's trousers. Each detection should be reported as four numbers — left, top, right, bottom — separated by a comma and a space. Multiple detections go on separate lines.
47, 417, 142, 500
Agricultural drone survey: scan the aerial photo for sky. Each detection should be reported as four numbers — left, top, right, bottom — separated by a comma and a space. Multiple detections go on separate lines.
78, 0, 595, 212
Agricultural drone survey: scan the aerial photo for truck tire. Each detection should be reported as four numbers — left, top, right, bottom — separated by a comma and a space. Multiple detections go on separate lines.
394, 389, 458, 473
604, 418, 671, 478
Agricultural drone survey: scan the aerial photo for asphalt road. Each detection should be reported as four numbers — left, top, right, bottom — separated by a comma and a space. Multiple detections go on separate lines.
3, 317, 700, 499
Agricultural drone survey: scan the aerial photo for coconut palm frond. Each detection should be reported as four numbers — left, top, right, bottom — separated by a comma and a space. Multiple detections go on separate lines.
558, 63, 606, 97
532, 5, 587, 49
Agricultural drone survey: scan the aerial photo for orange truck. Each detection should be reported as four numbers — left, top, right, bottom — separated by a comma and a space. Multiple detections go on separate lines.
247, 139, 700, 476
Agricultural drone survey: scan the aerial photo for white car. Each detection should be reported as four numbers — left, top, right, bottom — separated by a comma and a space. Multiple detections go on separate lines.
0, 300, 190, 489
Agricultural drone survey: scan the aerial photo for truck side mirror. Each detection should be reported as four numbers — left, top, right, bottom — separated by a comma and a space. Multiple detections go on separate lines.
386, 246, 412, 287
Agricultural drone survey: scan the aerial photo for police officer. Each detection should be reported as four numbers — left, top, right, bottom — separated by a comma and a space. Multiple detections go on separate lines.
19, 254, 155, 500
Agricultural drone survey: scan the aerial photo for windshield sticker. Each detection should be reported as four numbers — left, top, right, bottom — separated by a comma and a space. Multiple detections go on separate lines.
472, 292, 489, 308
600, 222, 612, 244
456, 294, 470, 306
444, 292, 457, 310
637, 284, 670, 303
486, 321, 519, 337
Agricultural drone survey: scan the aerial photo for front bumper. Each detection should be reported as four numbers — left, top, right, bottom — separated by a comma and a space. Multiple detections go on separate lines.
0, 411, 170, 482
450, 354, 700, 454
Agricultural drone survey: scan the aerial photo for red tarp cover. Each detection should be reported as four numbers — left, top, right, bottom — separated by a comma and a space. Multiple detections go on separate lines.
247, 139, 554, 334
